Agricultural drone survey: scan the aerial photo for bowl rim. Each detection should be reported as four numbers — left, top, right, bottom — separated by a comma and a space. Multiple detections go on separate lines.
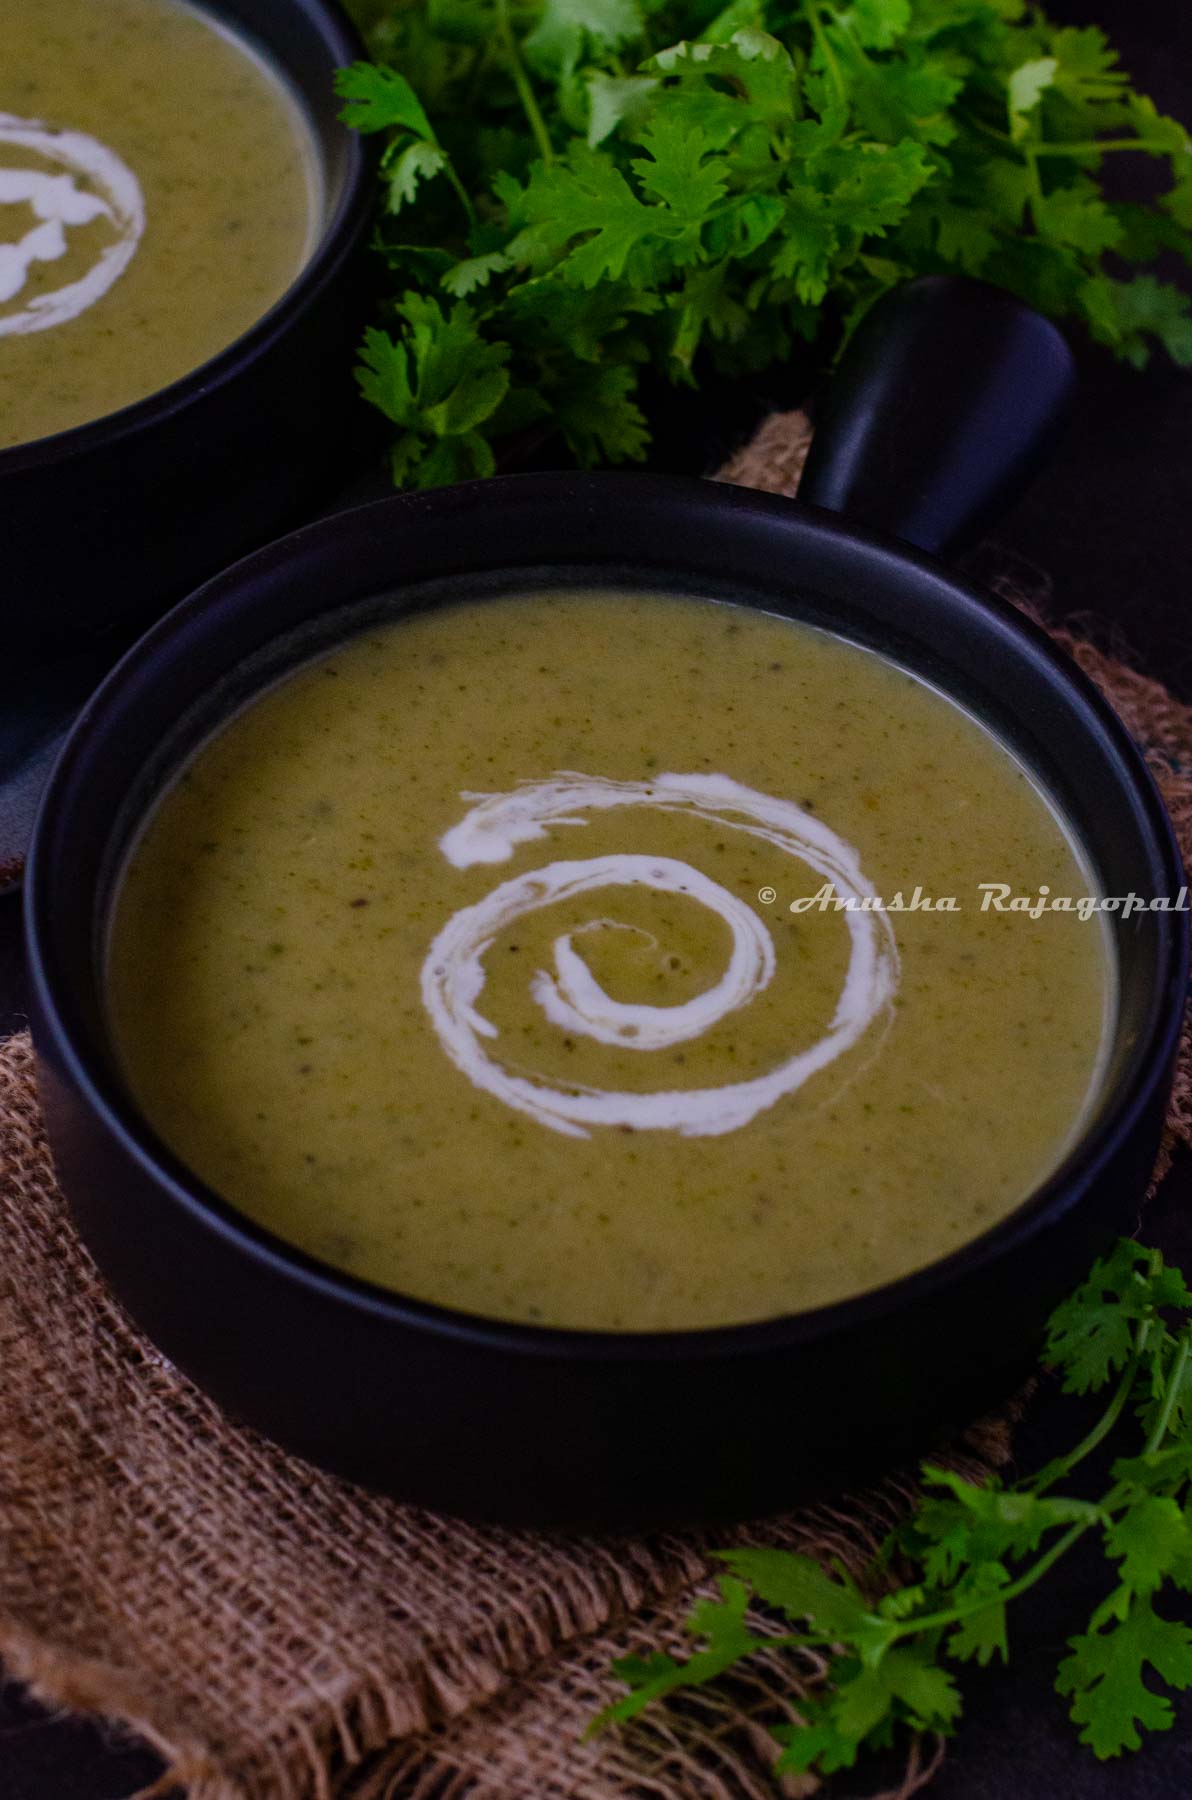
24, 472, 1191, 1363
0, 0, 370, 475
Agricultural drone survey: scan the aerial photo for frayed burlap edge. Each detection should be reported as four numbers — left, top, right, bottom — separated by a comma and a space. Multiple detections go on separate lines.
328, 1415, 1026, 1800
0, 1017, 1023, 1800
0, 409, 1188, 1800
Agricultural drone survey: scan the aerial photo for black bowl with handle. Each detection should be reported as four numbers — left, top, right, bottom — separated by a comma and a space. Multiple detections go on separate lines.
1, 0, 372, 652
23, 280, 1189, 1528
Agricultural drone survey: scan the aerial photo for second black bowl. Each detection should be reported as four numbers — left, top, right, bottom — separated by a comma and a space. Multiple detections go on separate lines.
2, 0, 372, 652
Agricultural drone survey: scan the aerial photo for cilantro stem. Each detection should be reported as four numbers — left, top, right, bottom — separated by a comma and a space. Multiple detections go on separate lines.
770, 1629, 853, 1651
1143, 1330, 1192, 1456
966, 119, 1184, 163
1024, 145, 1045, 218
897, 1519, 1093, 1641
464, 44, 494, 110
968, 115, 1014, 147
494, 0, 554, 167
804, 2, 849, 114
442, 156, 478, 230
1030, 1321, 1153, 1497
1034, 138, 1190, 158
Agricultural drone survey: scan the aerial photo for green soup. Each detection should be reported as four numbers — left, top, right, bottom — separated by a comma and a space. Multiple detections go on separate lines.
107, 593, 1113, 1331
0, 0, 319, 449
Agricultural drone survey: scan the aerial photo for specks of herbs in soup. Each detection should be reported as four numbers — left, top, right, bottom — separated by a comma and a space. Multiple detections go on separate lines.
106, 593, 1112, 1332
0, 0, 319, 449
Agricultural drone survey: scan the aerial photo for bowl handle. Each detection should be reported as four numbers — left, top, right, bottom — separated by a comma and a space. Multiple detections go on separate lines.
797, 275, 1076, 556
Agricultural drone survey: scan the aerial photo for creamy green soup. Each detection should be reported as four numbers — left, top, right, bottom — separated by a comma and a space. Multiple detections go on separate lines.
107, 592, 1112, 1331
0, 0, 319, 449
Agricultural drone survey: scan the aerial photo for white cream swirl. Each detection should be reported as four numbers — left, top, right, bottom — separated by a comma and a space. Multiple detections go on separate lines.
0, 117, 145, 336
421, 773, 900, 1139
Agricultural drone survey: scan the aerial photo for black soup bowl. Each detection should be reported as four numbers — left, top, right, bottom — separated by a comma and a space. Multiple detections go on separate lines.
24, 282, 1190, 1529
2, 0, 371, 651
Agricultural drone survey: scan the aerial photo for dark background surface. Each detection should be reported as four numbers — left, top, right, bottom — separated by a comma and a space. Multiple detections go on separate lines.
2, 0, 1191, 1793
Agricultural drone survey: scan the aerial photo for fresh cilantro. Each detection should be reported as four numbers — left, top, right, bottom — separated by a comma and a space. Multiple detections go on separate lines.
588, 1238, 1192, 1784
386, 140, 450, 210
335, 62, 435, 139
344, 0, 1192, 488
586, 71, 659, 146
1057, 1597, 1192, 1757
1008, 57, 1059, 141
525, 0, 646, 79
355, 297, 511, 483
1045, 1239, 1192, 1394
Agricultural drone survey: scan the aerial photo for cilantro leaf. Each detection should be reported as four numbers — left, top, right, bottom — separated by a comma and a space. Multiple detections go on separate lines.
811, 140, 937, 238
917, 1466, 1102, 1562
553, 361, 649, 463
630, 117, 728, 224
1105, 1496, 1192, 1597
1008, 57, 1058, 140
768, 194, 840, 304
386, 140, 448, 210
778, 1644, 962, 1775
1035, 187, 1122, 257
524, 0, 644, 78
1125, 92, 1189, 158
589, 1575, 767, 1730
506, 149, 657, 285
441, 250, 513, 296
1166, 162, 1192, 232
1045, 1241, 1165, 1394
845, 46, 963, 146
669, 261, 751, 366
335, 61, 435, 139
931, 201, 998, 271
1047, 24, 1122, 93
717, 1546, 869, 1636
1082, 274, 1192, 369
356, 299, 509, 486
1057, 1598, 1192, 1757
947, 1593, 1008, 1666
586, 72, 658, 147
772, 1708, 871, 1778
844, 0, 913, 53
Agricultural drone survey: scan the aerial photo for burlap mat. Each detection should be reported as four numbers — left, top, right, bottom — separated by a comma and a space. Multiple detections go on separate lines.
3, 414, 1192, 1800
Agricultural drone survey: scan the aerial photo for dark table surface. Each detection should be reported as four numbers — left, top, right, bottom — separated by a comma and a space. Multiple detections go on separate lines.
2, 0, 1192, 1793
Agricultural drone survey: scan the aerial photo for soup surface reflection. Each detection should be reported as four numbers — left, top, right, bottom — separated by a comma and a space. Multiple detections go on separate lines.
108, 592, 1112, 1330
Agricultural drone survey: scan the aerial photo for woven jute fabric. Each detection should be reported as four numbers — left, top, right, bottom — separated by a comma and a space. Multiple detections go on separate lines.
2, 412, 1191, 1800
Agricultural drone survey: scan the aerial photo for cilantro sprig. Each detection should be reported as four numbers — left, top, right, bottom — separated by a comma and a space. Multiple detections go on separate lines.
341, 0, 1192, 487
590, 1240, 1192, 1779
